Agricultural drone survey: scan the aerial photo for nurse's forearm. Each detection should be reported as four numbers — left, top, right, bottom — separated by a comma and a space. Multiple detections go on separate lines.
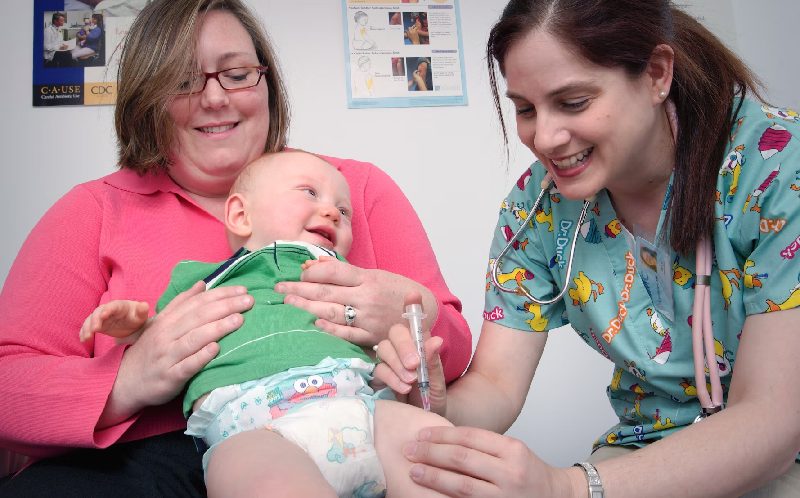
444, 370, 523, 432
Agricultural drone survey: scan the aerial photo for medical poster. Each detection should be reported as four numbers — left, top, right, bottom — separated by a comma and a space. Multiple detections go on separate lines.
32, 0, 149, 107
342, 0, 468, 108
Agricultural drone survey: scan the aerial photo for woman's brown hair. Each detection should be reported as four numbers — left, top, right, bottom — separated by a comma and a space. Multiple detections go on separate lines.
487, 0, 764, 255
115, 0, 290, 174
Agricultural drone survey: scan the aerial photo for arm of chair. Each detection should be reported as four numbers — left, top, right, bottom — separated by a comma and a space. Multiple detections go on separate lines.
0, 449, 30, 478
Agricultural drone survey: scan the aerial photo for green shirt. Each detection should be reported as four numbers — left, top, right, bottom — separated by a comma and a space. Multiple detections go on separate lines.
156, 242, 371, 416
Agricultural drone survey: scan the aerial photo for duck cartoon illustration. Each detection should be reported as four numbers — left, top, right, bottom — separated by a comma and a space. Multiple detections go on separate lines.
743, 259, 768, 289
718, 268, 742, 310
495, 266, 534, 288
535, 207, 554, 232
520, 301, 548, 332
672, 256, 695, 289
610, 367, 623, 391
568, 271, 604, 308
680, 378, 698, 397
766, 282, 800, 312
605, 219, 622, 238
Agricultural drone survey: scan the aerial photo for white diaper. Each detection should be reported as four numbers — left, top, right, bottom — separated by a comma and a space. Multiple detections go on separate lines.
186, 357, 388, 497
268, 396, 386, 498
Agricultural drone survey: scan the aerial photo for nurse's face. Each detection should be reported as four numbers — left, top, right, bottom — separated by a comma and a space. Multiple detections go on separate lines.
504, 30, 670, 201
166, 10, 270, 197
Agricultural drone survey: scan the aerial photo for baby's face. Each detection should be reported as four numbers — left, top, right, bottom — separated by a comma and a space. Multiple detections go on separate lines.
242, 153, 353, 255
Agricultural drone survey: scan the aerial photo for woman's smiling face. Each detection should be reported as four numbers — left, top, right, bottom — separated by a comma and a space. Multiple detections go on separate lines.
166, 9, 270, 197
504, 29, 668, 201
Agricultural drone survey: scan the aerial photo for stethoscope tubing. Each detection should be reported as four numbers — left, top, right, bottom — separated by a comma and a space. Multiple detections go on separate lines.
489, 179, 592, 305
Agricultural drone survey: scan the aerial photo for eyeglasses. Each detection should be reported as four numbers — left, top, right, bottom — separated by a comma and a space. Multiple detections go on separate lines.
174, 65, 268, 95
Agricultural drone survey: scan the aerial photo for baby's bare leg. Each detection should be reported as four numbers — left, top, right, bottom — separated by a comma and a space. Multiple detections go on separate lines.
205, 429, 337, 498
374, 399, 452, 497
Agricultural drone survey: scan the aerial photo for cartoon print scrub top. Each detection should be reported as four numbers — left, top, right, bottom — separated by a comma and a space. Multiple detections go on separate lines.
484, 98, 800, 451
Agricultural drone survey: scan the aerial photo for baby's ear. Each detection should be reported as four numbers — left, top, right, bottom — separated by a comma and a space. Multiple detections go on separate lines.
224, 193, 252, 238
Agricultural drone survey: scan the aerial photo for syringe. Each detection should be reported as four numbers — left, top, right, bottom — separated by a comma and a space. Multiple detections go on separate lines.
402, 303, 430, 411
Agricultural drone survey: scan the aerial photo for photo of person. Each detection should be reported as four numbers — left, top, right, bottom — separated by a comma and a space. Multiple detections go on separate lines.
639, 245, 658, 272
43, 12, 69, 68
388, 11, 402, 26
406, 57, 432, 91
64, 0, 103, 10
403, 11, 429, 45
391, 56, 405, 77
70, 13, 104, 65
65, 0, 149, 17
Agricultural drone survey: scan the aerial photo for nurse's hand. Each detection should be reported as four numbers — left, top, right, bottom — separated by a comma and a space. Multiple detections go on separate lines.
372, 292, 447, 415
99, 281, 254, 427
276, 257, 439, 348
403, 426, 577, 497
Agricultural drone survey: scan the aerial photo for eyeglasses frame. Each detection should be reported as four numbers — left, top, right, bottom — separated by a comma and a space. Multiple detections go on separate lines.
175, 65, 268, 95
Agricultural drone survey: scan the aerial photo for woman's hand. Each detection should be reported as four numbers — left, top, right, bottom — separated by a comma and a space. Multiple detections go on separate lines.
403, 426, 576, 497
275, 257, 439, 348
99, 281, 254, 426
372, 292, 447, 414
406, 24, 422, 44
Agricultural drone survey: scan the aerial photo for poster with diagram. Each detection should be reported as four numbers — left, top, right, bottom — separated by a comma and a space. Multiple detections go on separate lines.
32, 0, 149, 106
342, 0, 467, 108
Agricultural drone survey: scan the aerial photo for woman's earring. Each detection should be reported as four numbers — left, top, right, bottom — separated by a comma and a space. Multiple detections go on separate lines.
659, 90, 667, 99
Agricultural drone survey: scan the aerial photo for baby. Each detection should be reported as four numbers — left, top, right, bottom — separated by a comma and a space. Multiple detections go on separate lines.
80, 150, 450, 497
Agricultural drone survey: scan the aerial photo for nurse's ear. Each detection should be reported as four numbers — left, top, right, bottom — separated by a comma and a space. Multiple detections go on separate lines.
225, 193, 253, 244
646, 43, 675, 104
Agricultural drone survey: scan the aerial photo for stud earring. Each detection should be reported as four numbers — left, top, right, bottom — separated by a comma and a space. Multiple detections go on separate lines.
659, 90, 667, 99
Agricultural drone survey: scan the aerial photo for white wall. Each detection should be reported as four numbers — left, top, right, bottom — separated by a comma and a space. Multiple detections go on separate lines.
1, 0, 797, 467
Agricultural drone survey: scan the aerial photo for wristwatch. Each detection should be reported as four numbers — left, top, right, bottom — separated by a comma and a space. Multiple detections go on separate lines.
574, 462, 604, 498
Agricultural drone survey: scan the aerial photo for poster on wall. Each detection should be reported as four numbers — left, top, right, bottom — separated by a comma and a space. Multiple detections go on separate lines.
32, 0, 149, 107
342, 0, 468, 108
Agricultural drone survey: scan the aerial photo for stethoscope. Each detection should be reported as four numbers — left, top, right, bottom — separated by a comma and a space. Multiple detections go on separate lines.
489, 175, 724, 419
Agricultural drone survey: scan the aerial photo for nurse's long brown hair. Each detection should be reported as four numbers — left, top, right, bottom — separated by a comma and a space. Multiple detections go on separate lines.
487, 0, 763, 255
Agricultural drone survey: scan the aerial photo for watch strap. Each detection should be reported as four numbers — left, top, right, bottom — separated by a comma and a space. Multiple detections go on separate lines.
574, 462, 604, 498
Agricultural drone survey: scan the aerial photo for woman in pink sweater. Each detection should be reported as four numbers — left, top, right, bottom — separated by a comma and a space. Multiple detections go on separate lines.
0, 0, 470, 495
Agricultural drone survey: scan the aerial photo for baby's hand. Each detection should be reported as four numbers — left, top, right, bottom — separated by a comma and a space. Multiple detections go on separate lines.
79, 300, 150, 343
300, 255, 336, 271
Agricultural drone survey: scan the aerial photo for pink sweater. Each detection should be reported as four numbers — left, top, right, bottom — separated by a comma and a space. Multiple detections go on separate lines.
0, 155, 471, 458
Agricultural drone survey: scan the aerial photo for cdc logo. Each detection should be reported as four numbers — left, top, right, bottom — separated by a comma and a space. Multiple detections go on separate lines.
90, 85, 114, 95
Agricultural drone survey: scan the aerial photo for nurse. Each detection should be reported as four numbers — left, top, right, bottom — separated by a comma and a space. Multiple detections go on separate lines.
375, 0, 800, 496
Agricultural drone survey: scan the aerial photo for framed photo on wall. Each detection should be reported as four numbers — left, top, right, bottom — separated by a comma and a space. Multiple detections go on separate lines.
33, 0, 150, 106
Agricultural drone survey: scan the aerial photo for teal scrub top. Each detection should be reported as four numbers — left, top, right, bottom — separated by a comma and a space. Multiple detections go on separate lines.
484, 98, 800, 450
